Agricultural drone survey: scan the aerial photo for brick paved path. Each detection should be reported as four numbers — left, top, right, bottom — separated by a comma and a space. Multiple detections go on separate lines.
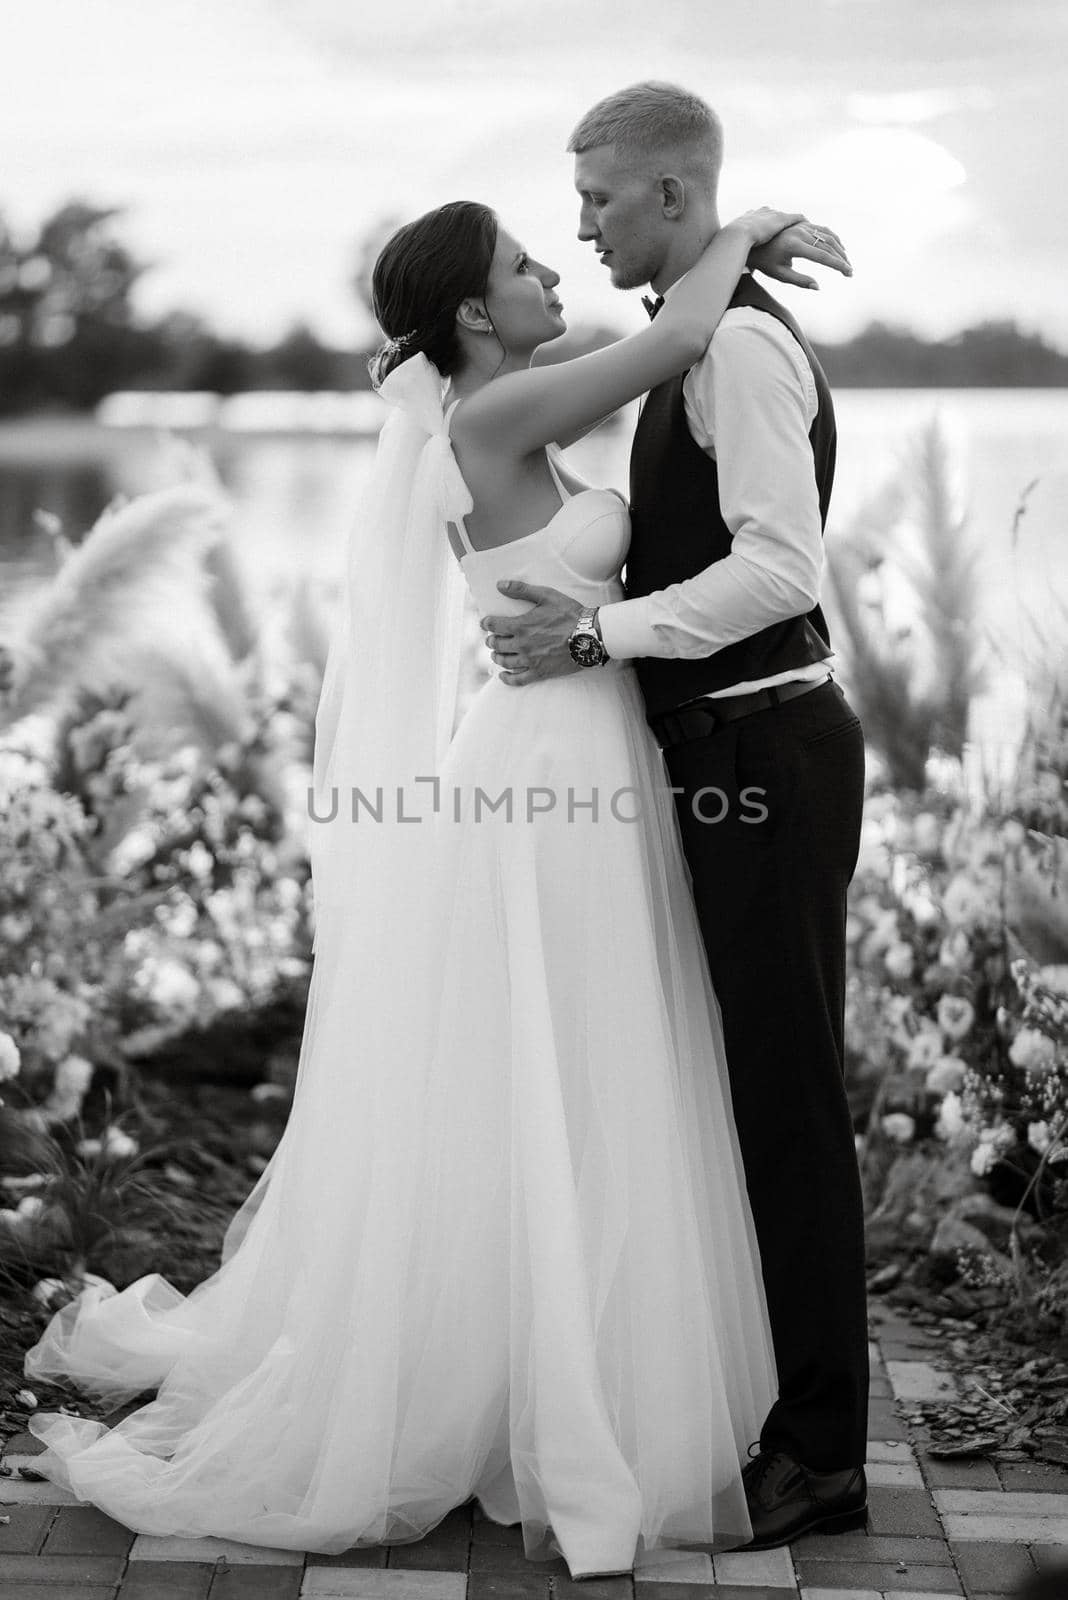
3, 1304, 1066, 1600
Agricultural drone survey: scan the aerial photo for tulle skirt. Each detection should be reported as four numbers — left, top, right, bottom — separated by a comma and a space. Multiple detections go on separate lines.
25, 662, 776, 1576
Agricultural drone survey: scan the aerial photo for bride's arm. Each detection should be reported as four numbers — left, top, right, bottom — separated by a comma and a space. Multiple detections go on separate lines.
549, 219, 851, 450
455, 208, 812, 457
553, 408, 620, 451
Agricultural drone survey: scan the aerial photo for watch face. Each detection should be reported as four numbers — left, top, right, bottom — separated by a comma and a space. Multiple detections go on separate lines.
569, 633, 606, 667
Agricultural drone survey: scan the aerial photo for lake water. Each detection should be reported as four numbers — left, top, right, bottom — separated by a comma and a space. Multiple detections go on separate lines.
1, 390, 1065, 760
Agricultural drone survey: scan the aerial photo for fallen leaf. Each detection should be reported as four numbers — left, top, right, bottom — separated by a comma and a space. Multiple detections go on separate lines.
926, 1435, 1001, 1458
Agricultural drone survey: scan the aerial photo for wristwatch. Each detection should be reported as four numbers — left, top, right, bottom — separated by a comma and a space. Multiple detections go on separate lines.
567, 607, 610, 668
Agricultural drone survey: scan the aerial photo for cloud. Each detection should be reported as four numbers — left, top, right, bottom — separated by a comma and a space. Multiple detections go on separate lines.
846, 87, 995, 124
2, 0, 1066, 343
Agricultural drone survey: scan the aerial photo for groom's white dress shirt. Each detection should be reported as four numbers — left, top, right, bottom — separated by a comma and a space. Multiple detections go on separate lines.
595, 289, 835, 700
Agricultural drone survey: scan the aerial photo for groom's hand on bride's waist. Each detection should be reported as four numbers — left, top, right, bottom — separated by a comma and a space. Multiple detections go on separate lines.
480, 581, 585, 686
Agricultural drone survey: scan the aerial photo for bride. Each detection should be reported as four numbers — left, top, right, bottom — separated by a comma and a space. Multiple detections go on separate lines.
25, 199, 849, 1577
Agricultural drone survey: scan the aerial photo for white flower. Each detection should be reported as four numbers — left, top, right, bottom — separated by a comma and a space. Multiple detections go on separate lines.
912, 812, 943, 856
939, 929, 972, 972
76, 1137, 102, 1158
937, 995, 975, 1042
865, 791, 899, 824
926, 1056, 967, 1096
140, 956, 199, 1012
170, 744, 202, 777
1, 1173, 45, 1194
971, 1141, 999, 1176
907, 1024, 944, 1072
0, 913, 33, 944
102, 1126, 139, 1160
54, 1054, 93, 1098
864, 911, 900, 958
943, 872, 995, 930
1039, 965, 1068, 997
0, 1032, 21, 1083
885, 995, 914, 1029
207, 977, 244, 1012
1028, 1121, 1054, 1156
108, 824, 159, 875
1009, 1027, 1057, 1075
904, 889, 941, 927
185, 840, 214, 881
161, 896, 198, 939
0, 748, 47, 796
1000, 818, 1027, 849
123, 928, 154, 961
278, 956, 309, 979
274, 876, 303, 909
884, 941, 915, 981
250, 1082, 289, 1103
206, 888, 240, 933
970, 1123, 1015, 1175
31, 1278, 69, 1307
16, 1195, 45, 1219
882, 1112, 916, 1144
42, 1054, 94, 1122
239, 795, 269, 825
197, 939, 225, 973
936, 1090, 966, 1141
15, 1388, 38, 1411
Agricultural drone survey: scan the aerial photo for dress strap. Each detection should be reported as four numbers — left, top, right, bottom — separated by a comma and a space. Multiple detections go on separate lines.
442, 397, 475, 557
545, 444, 573, 504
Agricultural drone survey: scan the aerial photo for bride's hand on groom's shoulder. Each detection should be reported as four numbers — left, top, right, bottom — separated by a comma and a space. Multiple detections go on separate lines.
747, 218, 853, 291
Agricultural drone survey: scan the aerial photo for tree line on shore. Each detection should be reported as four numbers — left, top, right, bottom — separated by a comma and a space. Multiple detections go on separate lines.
2, 200, 1066, 417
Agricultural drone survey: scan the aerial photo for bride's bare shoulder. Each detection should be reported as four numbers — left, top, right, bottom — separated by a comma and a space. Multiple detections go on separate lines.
449, 398, 529, 495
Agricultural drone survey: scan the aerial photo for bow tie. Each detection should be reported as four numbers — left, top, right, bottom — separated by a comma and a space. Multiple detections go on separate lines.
641, 294, 665, 320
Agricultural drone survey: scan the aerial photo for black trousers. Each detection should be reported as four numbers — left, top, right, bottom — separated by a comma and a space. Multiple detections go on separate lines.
662, 678, 868, 1470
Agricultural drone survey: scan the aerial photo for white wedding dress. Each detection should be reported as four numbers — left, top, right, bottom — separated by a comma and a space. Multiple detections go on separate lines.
25, 431, 777, 1576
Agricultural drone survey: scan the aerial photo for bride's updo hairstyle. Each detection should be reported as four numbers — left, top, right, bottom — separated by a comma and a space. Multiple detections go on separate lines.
368, 201, 498, 387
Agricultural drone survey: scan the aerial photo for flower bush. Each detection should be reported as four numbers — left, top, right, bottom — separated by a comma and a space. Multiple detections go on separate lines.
0, 473, 329, 1338
847, 767, 1068, 1256
826, 429, 1068, 1329
0, 693, 314, 1121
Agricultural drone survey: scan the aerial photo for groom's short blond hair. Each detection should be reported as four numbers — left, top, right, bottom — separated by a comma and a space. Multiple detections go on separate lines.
567, 81, 723, 190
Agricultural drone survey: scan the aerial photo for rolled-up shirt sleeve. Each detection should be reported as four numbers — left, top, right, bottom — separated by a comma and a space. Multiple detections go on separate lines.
596, 307, 823, 662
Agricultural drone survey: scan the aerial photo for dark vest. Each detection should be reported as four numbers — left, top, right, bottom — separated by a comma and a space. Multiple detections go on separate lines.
626, 273, 836, 719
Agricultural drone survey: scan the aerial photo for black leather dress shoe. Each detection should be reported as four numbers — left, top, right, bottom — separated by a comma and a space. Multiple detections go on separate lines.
741, 1448, 867, 1551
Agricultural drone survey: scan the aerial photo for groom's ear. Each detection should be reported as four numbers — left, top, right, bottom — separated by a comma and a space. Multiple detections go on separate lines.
456, 298, 493, 334
659, 175, 686, 220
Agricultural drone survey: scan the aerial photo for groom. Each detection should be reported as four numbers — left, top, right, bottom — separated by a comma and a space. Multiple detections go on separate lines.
480, 81, 868, 1550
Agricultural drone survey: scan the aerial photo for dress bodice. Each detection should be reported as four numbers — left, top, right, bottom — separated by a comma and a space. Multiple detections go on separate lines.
445, 409, 630, 628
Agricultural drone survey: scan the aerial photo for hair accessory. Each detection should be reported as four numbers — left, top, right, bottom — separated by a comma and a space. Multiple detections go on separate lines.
383, 330, 418, 359
368, 329, 421, 391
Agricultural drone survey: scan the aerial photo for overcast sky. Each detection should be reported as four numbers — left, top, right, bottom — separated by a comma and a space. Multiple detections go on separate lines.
3, 0, 1065, 347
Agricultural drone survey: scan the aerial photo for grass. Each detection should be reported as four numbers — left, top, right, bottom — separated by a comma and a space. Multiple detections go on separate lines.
0, 1072, 288, 1444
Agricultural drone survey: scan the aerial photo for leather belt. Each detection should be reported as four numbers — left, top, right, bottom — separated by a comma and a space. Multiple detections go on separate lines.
651, 674, 831, 751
